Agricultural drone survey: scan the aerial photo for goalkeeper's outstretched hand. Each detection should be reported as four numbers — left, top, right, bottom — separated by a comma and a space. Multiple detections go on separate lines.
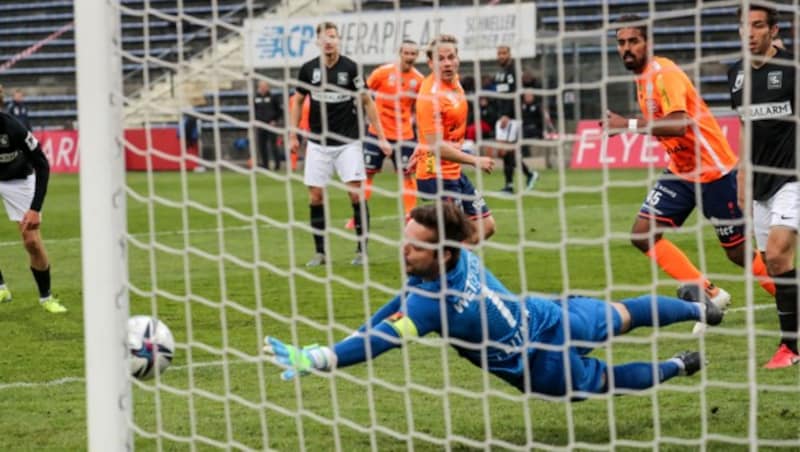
263, 336, 332, 380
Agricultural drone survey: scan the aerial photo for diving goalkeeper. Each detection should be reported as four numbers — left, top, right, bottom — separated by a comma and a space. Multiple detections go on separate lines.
264, 203, 724, 398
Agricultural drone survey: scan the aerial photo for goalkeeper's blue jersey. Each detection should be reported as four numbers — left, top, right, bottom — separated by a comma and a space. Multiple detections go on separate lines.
336, 249, 566, 390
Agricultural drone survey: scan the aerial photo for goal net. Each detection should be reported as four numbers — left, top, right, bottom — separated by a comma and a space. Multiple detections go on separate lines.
77, 0, 800, 450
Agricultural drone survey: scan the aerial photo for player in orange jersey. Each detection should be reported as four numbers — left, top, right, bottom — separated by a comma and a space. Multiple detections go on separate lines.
346, 41, 424, 229
287, 91, 309, 171
606, 15, 775, 334
414, 35, 496, 244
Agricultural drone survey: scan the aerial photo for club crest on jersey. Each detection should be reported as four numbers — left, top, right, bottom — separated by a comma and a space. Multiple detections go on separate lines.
0, 134, 8, 148
768, 71, 782, 89
311, 68, 321, 84
409, 79, 418, 88
337, 72, 349, 85
732, 71, 744, 93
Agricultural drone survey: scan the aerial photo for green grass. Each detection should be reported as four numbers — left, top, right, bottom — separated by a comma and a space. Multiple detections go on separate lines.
0, 168, 798, 451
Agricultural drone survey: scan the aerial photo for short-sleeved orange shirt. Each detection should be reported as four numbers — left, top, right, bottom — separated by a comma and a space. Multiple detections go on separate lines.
636, 57, 737, 182
415, 74, 467, 181
367, 63, 424, 141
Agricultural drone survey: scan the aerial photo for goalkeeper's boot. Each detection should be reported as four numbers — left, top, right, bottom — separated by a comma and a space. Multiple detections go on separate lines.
763, 344, 800, 369
672, 351, 703, 377
0, 287, 12, 303
41, 295, 67, 314
305, 253, 326, 268
677, 283, 726, 334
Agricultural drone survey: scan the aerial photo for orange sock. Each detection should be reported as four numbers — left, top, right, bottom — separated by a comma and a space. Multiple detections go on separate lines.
751, 252, 776, 296
364, 177, 373, 201
403, 177, 417, 214
645, 239, 707, 286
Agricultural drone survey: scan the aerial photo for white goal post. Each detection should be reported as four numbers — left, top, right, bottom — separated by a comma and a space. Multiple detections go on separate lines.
76, 0, 130, 450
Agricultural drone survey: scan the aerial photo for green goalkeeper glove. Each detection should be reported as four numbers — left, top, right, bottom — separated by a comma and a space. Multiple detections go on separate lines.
263, 336, 333, 380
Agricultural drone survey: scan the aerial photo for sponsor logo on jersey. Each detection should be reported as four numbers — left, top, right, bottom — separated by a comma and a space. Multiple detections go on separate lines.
310, 91, 352, 103
645, 99, 660, 114
24, 132, 38, 151
738, 101, 793, 120
0, 134, 8, 148
731, 71, 744, 93
311, 68, 321, 84
495, 83, 510, 93
0, 151, 19, 163
768, 71, 783, 90
337, 71, 349, 85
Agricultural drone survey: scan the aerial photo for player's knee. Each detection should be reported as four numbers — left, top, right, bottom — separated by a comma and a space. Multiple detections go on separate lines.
723, 245, 746, 267
765, 250, 793, 276
630, 235, 652, 253
22, 234, 42, 255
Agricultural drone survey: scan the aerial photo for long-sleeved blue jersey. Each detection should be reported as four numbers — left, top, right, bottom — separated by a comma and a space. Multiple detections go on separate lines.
332, 249, 587, 393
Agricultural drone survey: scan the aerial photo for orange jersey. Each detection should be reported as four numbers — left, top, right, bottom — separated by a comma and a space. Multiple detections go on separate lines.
636, 57, 737, 182
367, 63, 424, 140
289, 92, 310, 131
415, 74, 467, 180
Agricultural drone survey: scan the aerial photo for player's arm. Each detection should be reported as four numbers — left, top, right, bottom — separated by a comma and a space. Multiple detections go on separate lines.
604, 110, 690, 137
263, 295, 438, 380
15, 123, 49, 230
421, 131, 494, 172
736, 125, 746, 209
287, 92, 306, 153
361, 92, 392, 156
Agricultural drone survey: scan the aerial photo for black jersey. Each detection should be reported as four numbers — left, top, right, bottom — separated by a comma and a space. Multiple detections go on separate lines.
492, 61, 517, 119
0, 112, 49, 211
728, 48, 797, 201
297, 55, 364, 146
254, 92, 282, 124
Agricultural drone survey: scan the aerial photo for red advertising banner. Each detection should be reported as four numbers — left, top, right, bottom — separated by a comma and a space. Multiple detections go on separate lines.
34, 128, 198, 173
569, 116, 741, 169
36, 130, 80, 173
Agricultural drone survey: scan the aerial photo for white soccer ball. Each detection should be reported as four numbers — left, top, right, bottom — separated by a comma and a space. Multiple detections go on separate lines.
128, 315, 175, 380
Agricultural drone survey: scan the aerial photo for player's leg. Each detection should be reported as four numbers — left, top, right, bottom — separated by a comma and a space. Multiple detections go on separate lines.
457, 174, 495, 243
560, 296, 704, 394
348, 134, 385, 229
757, 182, 800, 368
495, 120, 515, 192
257, 129, 269, 169
303, 142, 335, 267
399, 141, 417, 217
0, 184, 13, 303
631, 173, 720, 292
703, 171, 775, 296
336, 142, 369, 264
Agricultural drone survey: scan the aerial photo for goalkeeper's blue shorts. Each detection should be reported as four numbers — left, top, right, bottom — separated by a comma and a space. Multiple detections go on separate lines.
527, 296, 622, 398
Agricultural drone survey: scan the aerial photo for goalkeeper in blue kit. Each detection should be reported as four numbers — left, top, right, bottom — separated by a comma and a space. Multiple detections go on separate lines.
265, 203, 724, 398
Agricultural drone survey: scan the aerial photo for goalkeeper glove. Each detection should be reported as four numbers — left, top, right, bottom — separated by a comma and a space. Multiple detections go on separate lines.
263, 336, 335, 380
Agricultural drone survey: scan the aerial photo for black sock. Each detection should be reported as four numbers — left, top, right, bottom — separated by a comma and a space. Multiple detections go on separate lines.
775, 269, 799, 354
502, 152, 515, 185
352, 202, 369, 253
520, 160, 532, 178
31, 266, 51, 299
310, 204, 325, 254
0, 269, 4, 286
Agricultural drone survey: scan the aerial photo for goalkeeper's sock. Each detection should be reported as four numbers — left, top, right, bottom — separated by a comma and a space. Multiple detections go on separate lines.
752, 252, 776, 296
645, 239, 706, 285
31, 266, 51, 299
610, 361, 680, 391
402, 177, 417, 215
774, 269, 799, 354
352, 202, 369, 253
621, 295, 701, 329
310, 204, 325, 254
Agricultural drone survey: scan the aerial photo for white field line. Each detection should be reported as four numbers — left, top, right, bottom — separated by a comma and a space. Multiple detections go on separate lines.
0, 303, 775, 391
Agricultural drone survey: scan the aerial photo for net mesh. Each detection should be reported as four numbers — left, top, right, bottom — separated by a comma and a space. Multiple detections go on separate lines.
110, 0, 800, 450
